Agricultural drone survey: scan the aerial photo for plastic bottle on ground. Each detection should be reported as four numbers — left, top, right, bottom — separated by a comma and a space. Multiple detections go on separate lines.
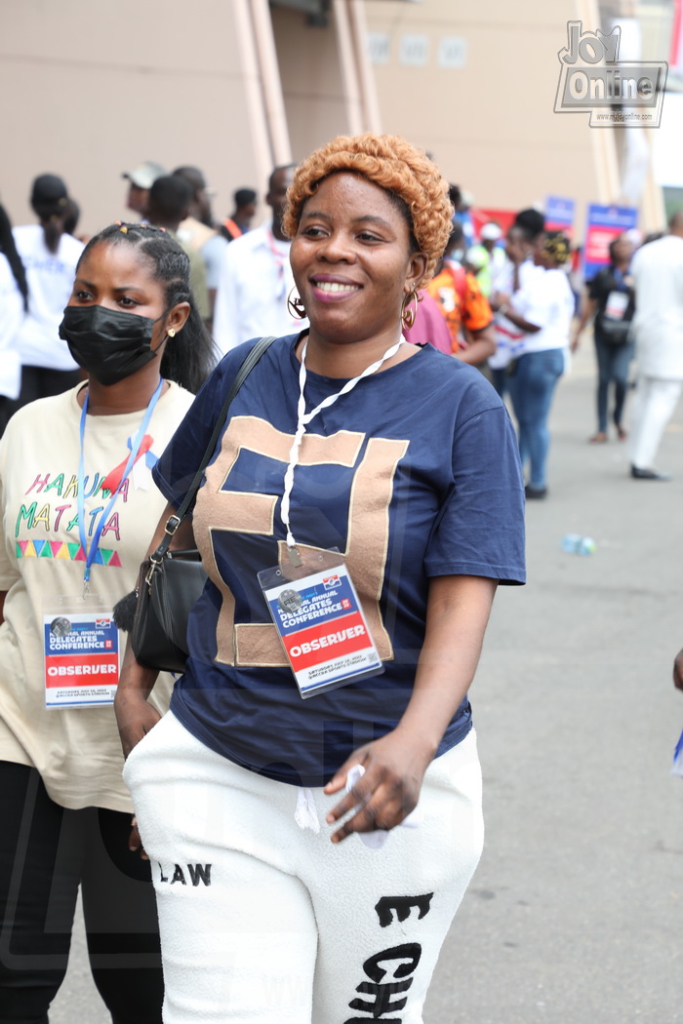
561, 534, 596, 556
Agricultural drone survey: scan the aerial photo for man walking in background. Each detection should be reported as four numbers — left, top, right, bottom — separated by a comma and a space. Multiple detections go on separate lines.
147, 175, 211, 324
221, 188, 258, 242
213, 166, 307, 355
173, 165, 228, 315
629, 212, 683, 480
122, 161, 166, 221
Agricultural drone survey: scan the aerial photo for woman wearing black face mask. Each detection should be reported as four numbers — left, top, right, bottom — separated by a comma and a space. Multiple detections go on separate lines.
0, 223, 215, 1023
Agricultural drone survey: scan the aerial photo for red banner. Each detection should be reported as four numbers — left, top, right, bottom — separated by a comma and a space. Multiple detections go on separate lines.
471, 207, 516, 242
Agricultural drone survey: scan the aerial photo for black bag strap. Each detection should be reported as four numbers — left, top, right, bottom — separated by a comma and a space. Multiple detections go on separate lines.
150, 336, 277, 565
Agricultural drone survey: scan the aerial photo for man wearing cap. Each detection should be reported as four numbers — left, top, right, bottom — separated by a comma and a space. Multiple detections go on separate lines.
122, 161, 166, 220
466, 222, 506, 297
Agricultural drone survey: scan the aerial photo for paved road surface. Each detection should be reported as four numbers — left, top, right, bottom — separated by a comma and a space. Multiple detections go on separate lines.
52, 342, 683, 1023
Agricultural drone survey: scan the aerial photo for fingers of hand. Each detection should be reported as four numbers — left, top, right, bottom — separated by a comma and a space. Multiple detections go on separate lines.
128, 821, 149, 860
326, 777, 371, 825
328, 770, 417, 843
330, 786, 414, 843
324, 746, 372, 795
673, 653, 683, 689
122, 731, 142, 760
323, 773, 347, 795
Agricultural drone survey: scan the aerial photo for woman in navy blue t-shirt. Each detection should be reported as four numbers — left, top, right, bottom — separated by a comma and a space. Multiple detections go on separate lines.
116, 133, 526, 1023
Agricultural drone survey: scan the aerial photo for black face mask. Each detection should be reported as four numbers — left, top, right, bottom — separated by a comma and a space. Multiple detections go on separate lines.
59, 305, 166, 386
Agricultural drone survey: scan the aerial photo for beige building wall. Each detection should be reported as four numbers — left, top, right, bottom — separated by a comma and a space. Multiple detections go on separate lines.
363, 0, 643, 234
274, 6, 350, 160
0, 0, 665, 240
0, 0, 266, 237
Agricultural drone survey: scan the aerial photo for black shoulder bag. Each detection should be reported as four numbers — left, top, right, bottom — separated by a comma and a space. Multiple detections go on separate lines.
130, 336, 277, 673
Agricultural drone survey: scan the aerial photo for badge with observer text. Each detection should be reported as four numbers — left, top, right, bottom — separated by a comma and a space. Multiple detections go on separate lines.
43, 595, 120, 708
258, 552, 384, 698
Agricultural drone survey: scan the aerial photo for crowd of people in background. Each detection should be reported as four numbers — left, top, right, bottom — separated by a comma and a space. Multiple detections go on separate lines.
0, 140, 682, 1020
2, 159, 683, 493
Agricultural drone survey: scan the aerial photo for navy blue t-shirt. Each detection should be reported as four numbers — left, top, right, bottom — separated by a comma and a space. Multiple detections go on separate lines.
153, 334, 526, 787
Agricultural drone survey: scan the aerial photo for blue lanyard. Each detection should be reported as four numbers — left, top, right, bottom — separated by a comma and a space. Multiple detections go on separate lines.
612, 267, 629, 291
78, 380, 163, 589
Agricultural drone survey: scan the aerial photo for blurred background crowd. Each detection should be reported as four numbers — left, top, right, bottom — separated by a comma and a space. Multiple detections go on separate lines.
2, 2, 683, 1019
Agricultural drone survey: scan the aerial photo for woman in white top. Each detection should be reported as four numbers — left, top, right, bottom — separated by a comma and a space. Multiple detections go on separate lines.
0, 205, 27, 435
0, 222, 215, 1022
499, 232, 574, 498
12, 174, 84, 405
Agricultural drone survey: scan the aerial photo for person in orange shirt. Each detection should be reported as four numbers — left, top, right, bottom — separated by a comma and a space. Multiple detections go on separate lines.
220, 188, 258, 242
427, 225, 495, 365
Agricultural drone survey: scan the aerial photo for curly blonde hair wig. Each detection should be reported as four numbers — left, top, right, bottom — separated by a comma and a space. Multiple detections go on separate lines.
282, 134, 454, 285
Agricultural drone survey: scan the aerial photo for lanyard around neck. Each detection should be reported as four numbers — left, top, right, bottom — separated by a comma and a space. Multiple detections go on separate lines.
280, 337, 404, 563
78, 380, 163, 591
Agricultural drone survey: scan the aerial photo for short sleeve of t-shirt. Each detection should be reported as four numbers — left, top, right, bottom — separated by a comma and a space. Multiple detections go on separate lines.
153, 342, 259, 508
424, 401, 525, 583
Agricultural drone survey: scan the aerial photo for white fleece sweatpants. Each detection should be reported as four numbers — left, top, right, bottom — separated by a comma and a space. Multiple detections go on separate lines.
629, 374, 683, 470
123, 711, 484, 1024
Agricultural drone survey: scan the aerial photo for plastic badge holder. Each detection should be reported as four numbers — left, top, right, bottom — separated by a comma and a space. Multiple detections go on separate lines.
43, 593, 120, 708
258, 550, 384, 699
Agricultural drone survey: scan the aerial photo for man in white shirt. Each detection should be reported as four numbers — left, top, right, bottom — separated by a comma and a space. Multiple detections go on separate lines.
213, 165, 309, 355
629, 212, 683, 480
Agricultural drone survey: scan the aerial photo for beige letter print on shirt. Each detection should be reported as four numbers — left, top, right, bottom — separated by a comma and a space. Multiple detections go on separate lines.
192, 416, 408, 667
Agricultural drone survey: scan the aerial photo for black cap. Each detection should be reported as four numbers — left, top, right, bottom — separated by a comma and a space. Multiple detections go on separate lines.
31, 174, 68, 208
234, 188, 257, 207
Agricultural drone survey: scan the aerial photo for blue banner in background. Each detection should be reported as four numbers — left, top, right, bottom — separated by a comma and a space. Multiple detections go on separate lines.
545, 196, 576, 237
583, 204, 638, 280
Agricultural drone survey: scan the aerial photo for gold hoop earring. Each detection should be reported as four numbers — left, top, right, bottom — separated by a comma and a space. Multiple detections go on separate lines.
287, 287, 307, 321
167, 328, 176, 338
401, 291, 419, 331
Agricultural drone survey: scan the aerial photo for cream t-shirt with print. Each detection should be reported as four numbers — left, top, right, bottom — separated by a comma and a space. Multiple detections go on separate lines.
0, 381, 194, 812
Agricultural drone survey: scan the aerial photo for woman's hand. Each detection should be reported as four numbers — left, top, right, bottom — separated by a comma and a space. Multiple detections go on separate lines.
113, 502, 189, 759
673, 648, 683, 691
114, 635, 162, 759
128, 816, 150, 860
323, 576, 497, 845
114, 689, 161, 759
323, 729, 434, 843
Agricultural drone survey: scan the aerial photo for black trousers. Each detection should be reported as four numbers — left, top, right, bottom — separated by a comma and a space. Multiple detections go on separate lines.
16, 367, 83, 407
0, 762, 163, 1024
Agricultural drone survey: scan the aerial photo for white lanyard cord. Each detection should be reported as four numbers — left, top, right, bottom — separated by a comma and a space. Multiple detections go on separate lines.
281, 337, 405, 557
